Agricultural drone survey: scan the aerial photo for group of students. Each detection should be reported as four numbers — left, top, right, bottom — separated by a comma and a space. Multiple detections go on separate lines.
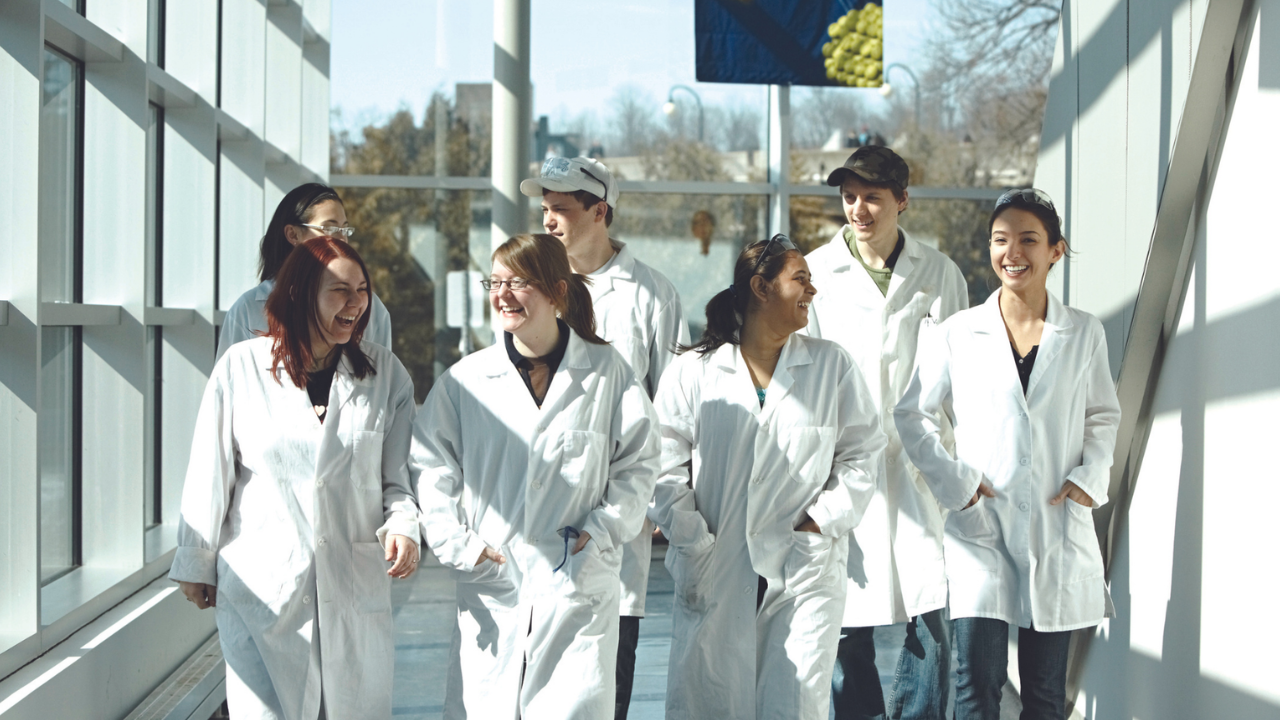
169, 145, 1121, 720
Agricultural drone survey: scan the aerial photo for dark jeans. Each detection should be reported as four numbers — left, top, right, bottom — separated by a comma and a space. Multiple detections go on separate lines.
953, 617, 1073, 720
614, 615, 640, 720
832, 609, 951, 720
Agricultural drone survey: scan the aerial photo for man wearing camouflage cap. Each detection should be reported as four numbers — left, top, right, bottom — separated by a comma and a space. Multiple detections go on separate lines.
806, 145, 969, 720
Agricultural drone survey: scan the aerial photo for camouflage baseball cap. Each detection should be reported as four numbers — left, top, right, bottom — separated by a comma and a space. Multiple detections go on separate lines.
826, 146, 910, 189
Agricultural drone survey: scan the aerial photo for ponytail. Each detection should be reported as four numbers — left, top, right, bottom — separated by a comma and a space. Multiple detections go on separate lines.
562, 273, 608, 345
681, 287, 745, 355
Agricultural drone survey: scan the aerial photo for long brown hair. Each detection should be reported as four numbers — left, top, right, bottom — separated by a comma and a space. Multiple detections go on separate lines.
492, 234, 607, 345
265, 236, 376, 388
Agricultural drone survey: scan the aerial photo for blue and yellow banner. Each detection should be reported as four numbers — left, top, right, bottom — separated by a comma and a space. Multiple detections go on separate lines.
695, 0, 886, 87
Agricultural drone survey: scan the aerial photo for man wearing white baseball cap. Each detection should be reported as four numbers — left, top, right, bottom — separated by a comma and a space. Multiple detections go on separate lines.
521, 156, 689, 720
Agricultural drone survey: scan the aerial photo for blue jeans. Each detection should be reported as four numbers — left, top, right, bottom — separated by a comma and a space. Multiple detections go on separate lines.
952, 617, 1072, 720
831, 609, 951, 720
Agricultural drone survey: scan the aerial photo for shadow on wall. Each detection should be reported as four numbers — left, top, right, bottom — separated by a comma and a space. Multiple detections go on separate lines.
1076, 197, 1280, 718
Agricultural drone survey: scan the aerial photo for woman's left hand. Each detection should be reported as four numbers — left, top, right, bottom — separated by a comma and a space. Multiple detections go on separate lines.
1050, 480, 1093, 508
385, 534, 420, 579
795, 514, 822, 534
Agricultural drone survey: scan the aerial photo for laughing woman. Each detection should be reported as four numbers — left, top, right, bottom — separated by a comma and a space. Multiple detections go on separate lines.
894, 189, 1121, 720
651, 235, 887, 720
171, 236, 420, 720
414, 233, 660, 720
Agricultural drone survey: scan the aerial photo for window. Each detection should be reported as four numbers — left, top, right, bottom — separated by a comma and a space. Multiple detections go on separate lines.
145, 104, 164, 532
38, 45, 83, 586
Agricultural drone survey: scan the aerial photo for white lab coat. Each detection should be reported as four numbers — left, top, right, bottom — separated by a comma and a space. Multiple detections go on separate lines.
414, 330, 660, 720
894, 290, 1120, 632
806, 228, 969, 625
169, 337, 420, 720
217, 279, 394, 361
650, 335, 887, 720
589, 241, 689, 616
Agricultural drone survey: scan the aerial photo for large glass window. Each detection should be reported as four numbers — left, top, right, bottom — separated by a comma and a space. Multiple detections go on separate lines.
39, 46, 81, 304
39, 327, 80, 584
529, 2, 767, 183
609, 193, 768, 340
145, 104, 164, 531
335, 188, 492, 401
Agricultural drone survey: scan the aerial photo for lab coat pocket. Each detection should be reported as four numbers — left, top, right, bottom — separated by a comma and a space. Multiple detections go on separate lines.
352, 430, 384, 486
351, 541, 393, 615
559, 430, 608, 488
785, 427, 837, 485
783, 530, 839, 597
669, 542, 717, 611
945, 499, 996, 542
567, 539, 619, 601
1065, 499, 1104, 579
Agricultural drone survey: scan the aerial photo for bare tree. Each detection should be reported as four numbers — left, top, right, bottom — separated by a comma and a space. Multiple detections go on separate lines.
607, 85, 660, 157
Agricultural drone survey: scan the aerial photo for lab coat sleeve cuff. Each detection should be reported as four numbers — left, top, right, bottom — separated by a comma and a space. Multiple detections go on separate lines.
580, 516, 617, 553
947, 470, 987, 513
806, 498, 846, 539
1066, 471, 1109, 508
169, 546, 218, 586
376, 516, 421, 549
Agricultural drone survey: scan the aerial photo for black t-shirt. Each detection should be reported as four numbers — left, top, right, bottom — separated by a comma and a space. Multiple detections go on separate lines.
1012, 343, 1039, 395
505, 320, 570, 408
307, 358, 339, 423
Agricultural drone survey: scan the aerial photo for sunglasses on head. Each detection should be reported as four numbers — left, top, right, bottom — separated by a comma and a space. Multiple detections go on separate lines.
994, 188, 1057, 214
751, 234, 799, 275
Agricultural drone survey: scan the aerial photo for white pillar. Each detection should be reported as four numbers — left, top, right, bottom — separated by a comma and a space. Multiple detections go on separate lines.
491, 0, 531, 249
768, 84, 791, 237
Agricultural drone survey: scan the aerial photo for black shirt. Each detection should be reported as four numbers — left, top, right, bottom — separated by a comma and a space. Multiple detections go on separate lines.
1012, 343, 1039, 395
505, 319, 571, 407
307, 358, 339, 423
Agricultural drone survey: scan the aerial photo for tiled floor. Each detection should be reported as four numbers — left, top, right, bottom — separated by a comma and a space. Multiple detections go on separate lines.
390, 554, 1021, 719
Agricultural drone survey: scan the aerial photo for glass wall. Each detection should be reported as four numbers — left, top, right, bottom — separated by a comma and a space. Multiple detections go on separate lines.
39, 47, 80, 305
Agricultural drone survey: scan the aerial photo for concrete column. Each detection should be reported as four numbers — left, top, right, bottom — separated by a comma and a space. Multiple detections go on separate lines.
491, 0, 530, 249
768, 84, 790, 237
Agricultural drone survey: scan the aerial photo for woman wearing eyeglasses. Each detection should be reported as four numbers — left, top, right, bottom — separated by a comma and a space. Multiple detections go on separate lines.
650, 236, 887, 720
217, 183, 393, 360
413, 233, 660, 720
894, 189, 1120, 720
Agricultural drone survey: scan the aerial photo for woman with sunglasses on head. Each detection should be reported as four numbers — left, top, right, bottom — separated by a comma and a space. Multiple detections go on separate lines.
651, 236, 887, 720
217, 183, 393, 360
895, 189, 1120, 720
413, 233, 660, 720
170, 236, 421, 719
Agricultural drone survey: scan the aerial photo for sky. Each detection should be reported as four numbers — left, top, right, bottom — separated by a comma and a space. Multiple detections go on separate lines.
329, 0, 937, 137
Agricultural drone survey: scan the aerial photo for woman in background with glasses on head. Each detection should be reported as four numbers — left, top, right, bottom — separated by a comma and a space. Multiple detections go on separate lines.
171, 236, 420, 719
895, 189, 1121, 720
413, 233, 660, 720
217, 182, 394, 360
650, 235, 887, 720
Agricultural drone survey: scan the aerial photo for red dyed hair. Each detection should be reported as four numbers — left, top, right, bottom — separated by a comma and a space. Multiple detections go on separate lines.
264, 236, 377, 388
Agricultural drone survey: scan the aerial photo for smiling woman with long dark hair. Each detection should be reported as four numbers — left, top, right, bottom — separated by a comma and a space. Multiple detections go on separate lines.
170, 236, 420, 720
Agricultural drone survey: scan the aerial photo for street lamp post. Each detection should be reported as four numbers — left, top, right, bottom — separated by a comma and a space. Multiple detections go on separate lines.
663, 84, 705, 143
879, 63, 921, 128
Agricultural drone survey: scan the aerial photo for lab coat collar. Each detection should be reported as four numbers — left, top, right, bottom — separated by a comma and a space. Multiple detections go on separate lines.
816, 226, 923, 303
254, 279, 274, 301
974, 289, 1076, 400
587, 240, 636, 303
709, 333, 813, 415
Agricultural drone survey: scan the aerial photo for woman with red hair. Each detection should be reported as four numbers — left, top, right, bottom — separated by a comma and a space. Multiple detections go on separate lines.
170, 236, 420, 720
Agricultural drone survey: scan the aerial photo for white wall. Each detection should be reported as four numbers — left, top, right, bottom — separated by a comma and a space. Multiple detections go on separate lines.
0, 0, 329, 715
1037, 0, 1280, 717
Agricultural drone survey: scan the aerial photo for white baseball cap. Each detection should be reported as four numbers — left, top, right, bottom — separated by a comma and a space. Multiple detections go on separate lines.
520, 156, 619, 208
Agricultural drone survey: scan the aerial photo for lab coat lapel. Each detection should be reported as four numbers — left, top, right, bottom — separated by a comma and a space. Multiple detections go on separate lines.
885, 234, 918, 301
712, 343, 760, 417
761, 334, 812, 419
1025, 293, 1075, 399
538, 329, 589, 416
974, 290, 1027, 408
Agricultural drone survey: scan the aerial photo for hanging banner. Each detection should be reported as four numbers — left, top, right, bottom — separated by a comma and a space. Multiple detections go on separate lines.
695, 0, 886, 88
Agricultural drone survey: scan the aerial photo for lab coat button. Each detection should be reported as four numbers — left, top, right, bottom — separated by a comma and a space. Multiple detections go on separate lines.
316, 479, 324, 487
318, 536, 326, 545
743, 586, 752, 594
888, 457, 895, 466
1020, 457, 1030, 466
303, 595, 311, 604
532, 481, 543, 490
761, 423, 770, 433
1019, 502, 1030, 512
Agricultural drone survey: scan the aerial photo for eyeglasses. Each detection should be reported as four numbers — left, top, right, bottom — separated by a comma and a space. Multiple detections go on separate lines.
751, 233, 799, 275
480, 278, 532, 292
298, 223, 355, 240
994, 188, 1056, 215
